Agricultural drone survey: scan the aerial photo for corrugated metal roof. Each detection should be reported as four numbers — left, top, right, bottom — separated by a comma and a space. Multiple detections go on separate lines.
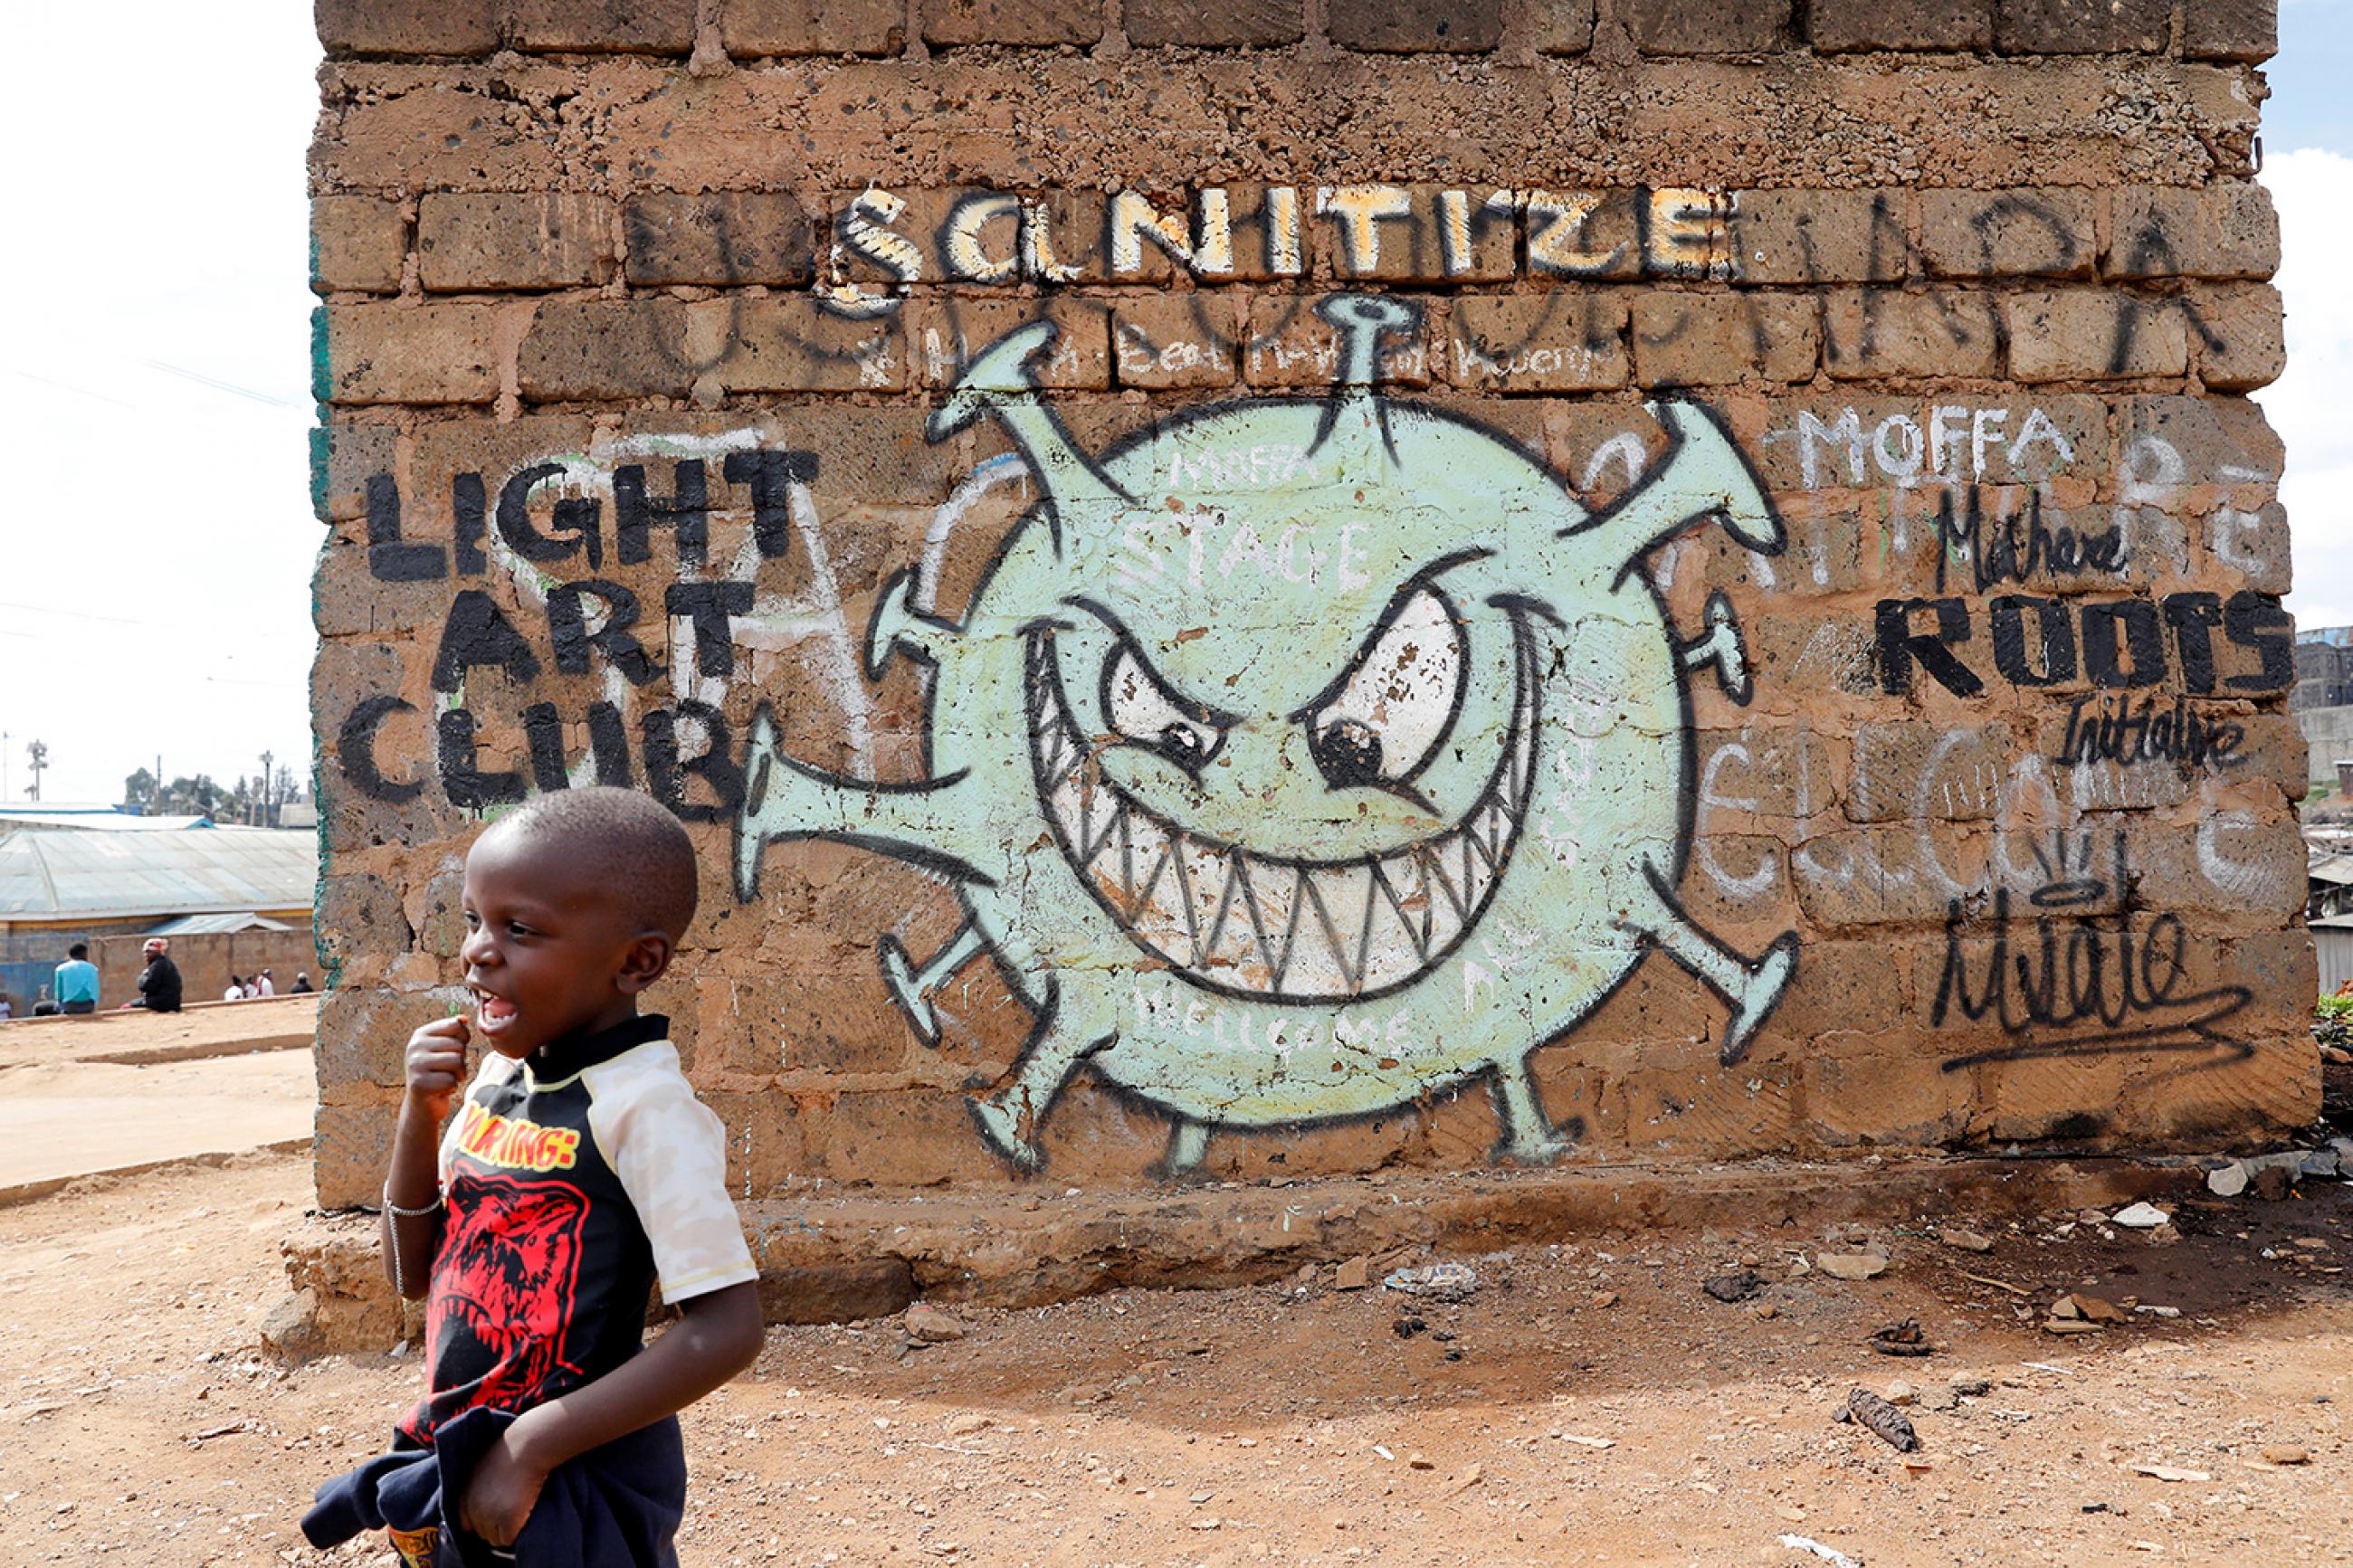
2312, 856, 2353, 888
148, 912, 298, 936
0, 811, 216, 832
0, 830, 315, 921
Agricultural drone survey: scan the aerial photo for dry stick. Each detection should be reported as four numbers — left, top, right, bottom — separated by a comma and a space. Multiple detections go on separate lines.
1958, 1270, 2033, 1297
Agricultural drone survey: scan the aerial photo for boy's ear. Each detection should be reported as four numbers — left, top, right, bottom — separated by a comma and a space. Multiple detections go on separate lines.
614, 930, 674, 995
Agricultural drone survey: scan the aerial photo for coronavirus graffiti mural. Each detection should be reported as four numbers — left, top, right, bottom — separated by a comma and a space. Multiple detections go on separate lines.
732, 296, 1799, 1173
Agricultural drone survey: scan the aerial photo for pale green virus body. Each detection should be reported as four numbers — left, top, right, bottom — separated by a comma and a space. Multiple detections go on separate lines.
736, 297, 1798, 1174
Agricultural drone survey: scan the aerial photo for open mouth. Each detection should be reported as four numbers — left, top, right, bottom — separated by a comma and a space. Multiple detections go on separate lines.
474, 991, 519, 1033
1025, 624, 1538, 1003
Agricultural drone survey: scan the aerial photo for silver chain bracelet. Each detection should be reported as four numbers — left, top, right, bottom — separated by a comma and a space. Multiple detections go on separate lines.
382, 1183, 443, 1288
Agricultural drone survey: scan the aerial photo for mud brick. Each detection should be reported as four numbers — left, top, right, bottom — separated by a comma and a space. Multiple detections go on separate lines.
1318, 185, 1516, 282
1729, 190, 1909, 285
511, 0, 699, 50
2182, 0, 2274, 61
417, 193, 615, 291
316, 0, 500, 54
2108, 184, 2277, 280
314, 1101, 400, 1211
310, 422, 396, 523
1644, 188, 1732, 279
1531, 0, 1596, 52
1996, 0, 2169, 52
1692, 725, 1843, 825
722, 0, 909, 53
312, 196, 406, 293
315, 986, 444, 1094
1224, 185, 1312, 283
1806, 0, 1990, 50
1821, 289, 2002, 379
921, 0, 1104, 47
1920, 188, 2094, 279
1622, 0, 1790, 53
1122, 0, 1303, 47
828, 187, 1021, 290
1020, 188, 1112, 284
1110, 294, 1239, 389
319, 301, 499, 404
699, 1092, 824, 1193
1328, 0, 1502, 51
2190, 284, 2284, 392
1804, 1030, 1973, 1146
1523, 188, 1643, 280
624, 192, 814, 286
315, 870, 414, 977
714, 295, 909, 391
2007, 290, 2187, 381
1445, 293, 1627, 392
518, 297, 692, 400
1630, 292, 1817, 387
1243, 293, 1432, 387
923, 295, 1111, 388
1847, 721, 2013, 823
823, 1087, 1010, 1184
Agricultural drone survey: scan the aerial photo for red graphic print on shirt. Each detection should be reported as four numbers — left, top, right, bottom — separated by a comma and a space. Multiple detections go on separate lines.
405, 1172, 591, 1440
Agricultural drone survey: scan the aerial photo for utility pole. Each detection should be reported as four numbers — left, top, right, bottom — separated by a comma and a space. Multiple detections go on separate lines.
3, 730, 10, 800
25, 739, 46, 802
259, 750, 274, 827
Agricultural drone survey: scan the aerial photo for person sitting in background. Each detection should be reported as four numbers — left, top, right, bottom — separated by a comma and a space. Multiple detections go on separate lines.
54, 945, 100, 1014
129, 938, 184, 1013
0, 994, 13, 1020
224, 975, 247, 1002
291, 972, 316, 994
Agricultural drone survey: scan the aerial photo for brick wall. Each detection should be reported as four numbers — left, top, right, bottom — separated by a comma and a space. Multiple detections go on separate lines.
309, 0, 2312, 1209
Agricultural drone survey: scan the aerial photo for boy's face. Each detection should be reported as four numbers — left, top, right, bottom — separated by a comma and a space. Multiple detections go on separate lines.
460, 827, 668, 1059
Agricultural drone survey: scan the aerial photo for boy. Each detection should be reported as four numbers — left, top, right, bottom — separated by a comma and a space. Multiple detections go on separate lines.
304, 788, 762, 1566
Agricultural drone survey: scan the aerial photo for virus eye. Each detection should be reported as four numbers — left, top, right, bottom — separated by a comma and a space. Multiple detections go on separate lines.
1306, 585, 1464, 790
1103, 646, 1224, 774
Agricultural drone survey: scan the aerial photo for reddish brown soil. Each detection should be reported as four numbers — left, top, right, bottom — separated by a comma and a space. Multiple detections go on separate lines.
5, 1152, 2352, 1565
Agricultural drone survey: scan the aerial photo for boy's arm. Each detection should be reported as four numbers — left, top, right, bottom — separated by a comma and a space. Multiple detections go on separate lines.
459, 1281, 762, 1545
382, 1016, 472, 1298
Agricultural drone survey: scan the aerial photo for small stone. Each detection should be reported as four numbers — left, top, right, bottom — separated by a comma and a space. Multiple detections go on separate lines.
2252, 1164, 2294, 1202
1949, 1373, 1992, 1396
2207, 1162, 2250, 1197
1334, 1255, 1372, 1291
1407, 1452, 1434, 1470
2060, 1293, 2128, 1324
945, 1412, 991, 1437
2043, 1317, 2103, 1335
2299, 1151, 2340, 1178
1756, 1303, 1779, 1320
905, 1303, 967, 1344
1591, 1291, 1618, 1308
2052, 1296, 2083, 1320
1817, 1251, 1890, 1281
1920, 1385, 1960, 1412
1885, 1381, 1918, 1406
1704, 1269, 1766, 1303
1941, 1228, 1996, 1253
2261, 1444, 2310, 1465
2110, 1202, 2170, 1230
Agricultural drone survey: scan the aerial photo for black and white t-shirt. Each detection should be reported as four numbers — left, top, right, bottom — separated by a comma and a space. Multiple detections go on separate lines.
401, 1014, 756, 1445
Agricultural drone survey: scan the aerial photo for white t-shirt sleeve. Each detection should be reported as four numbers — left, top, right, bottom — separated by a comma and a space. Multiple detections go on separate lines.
586, 1047, 757, 1306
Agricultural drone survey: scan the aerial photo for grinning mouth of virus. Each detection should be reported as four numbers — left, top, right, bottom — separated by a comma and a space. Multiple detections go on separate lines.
1024, 621, 1539, 1003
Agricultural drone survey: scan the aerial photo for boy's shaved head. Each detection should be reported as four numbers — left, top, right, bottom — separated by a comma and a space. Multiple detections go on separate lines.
482, 787, 700, 939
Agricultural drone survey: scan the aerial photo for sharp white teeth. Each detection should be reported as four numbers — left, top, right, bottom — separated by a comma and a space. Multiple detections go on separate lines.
1031, 629, 1537, 1002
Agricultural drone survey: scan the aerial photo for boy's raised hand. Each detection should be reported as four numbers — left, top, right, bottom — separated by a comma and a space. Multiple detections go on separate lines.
402, 1015, 472, 1121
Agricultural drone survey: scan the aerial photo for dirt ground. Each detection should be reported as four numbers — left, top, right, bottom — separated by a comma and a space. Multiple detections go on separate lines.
3, 1150, 2350, 1568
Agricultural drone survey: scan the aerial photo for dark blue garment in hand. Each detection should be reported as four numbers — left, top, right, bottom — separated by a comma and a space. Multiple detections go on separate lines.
300, 1405, 685, 1567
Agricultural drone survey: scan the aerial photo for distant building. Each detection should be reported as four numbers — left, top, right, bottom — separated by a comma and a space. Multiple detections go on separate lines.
2295, 627, 2353, 714
0, 826, 315, 1011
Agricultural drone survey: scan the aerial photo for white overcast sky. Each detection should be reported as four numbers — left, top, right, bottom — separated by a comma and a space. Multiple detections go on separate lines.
0, 2, 2348, 805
